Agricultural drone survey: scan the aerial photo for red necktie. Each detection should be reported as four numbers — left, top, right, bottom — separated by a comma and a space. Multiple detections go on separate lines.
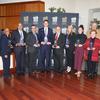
55, 33, 58, 41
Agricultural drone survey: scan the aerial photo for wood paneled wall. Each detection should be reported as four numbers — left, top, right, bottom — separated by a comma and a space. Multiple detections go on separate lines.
0, 1, 45, 30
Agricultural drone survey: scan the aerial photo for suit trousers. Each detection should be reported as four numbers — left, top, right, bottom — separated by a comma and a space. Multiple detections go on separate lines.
28, 48, 38, 73
53, 48, 64, 72
14, 47, 25, 74
39, 45, 51, 71
2, 54, 10, 77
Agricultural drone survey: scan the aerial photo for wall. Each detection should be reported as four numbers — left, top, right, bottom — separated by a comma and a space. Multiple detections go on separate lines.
0, 1, 45, 30
74, 0, 100, 32
45, 0, 100, 32
1, 0, 100, 32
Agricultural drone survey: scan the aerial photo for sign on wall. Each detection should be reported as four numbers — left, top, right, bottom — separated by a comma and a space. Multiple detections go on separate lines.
20, 12, 79, 33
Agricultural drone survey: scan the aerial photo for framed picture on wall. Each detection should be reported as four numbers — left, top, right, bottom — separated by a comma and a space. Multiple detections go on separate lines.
21, 12, 79, 33
62, 17, 67, 25
43, 16, 48, 21
32, 16, 39, 24
23, 16, 29, 25
52, 16, 58, 25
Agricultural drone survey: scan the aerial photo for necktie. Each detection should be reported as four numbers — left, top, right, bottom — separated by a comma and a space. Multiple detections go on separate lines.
20, 31, 24, 43
55, 33, 58, 41
44, 28, 48, 37
44, 28, 48, 43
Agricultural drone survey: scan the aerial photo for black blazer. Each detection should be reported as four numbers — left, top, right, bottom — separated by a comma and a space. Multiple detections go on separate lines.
11, 29, 27, 47
26, 32, 38, 53
1, 34, 11, 56
53, 33, 66, 49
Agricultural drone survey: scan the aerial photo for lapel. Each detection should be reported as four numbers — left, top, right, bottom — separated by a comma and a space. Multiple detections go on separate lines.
16, 30, 21, 42
57, 33, 61, 42
17, 29, 25, 42
32, 33, 36, 42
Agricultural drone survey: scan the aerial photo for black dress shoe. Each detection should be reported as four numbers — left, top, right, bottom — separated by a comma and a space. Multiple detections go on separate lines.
88, 74, 94, 79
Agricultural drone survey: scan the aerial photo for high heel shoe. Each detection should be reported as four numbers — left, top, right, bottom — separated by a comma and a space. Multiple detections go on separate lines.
77, 71, 81, 78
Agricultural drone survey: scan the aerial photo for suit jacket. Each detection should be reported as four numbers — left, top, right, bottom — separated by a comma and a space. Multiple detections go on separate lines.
84, 38, 100, 61
26, 32, 39, 53
65, 32, 76, 50
38, 27, 53, 45
12, 29, 27, 47
53, 33, 66, 49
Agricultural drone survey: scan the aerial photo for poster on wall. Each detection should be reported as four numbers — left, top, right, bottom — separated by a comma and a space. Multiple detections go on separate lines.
23, 16, 29, 25
43, 16, 48, 21
62, 17, 67, 25
20, 12, 79, 33
52, 16, 58, 25
32, 16, 39, 24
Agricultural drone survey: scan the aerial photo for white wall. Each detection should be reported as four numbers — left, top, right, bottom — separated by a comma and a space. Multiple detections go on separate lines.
93, 12, 100, 20
1, 0, 100, 32
44, 0, 76, 12
74, 0, 100, 32
45, 0, 100, 32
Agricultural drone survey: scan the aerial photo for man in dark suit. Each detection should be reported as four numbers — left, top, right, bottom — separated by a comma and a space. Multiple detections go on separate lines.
38, 20, 53, 71
52, 26, 66, 73
1, 28, 12, 78
26, 25, 40, 74
12, 23, 27, 75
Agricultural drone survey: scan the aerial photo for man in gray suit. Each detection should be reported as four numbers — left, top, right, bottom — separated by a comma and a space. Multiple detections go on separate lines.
26, 25, 40, 74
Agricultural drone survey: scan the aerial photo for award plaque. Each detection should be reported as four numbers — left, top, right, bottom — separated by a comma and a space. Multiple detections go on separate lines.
44, 36, 48, 44
90, 42, 93, 49
54, 40, 57, 47
76, 39, 80, 46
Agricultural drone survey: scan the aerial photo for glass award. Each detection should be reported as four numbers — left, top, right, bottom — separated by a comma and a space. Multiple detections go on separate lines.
8, 40, 13, 48
54, 40, 57, 47
76, 39, 80, 46
23, 27, 29, 33
90, 42, 93, 49
44, 36, 48, 44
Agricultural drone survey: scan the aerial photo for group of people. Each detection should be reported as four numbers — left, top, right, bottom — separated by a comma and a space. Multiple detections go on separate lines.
0, 20, 100, 79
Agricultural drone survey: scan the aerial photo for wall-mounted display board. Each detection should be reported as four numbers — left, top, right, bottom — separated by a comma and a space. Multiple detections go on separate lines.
20, 12, 79, 33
